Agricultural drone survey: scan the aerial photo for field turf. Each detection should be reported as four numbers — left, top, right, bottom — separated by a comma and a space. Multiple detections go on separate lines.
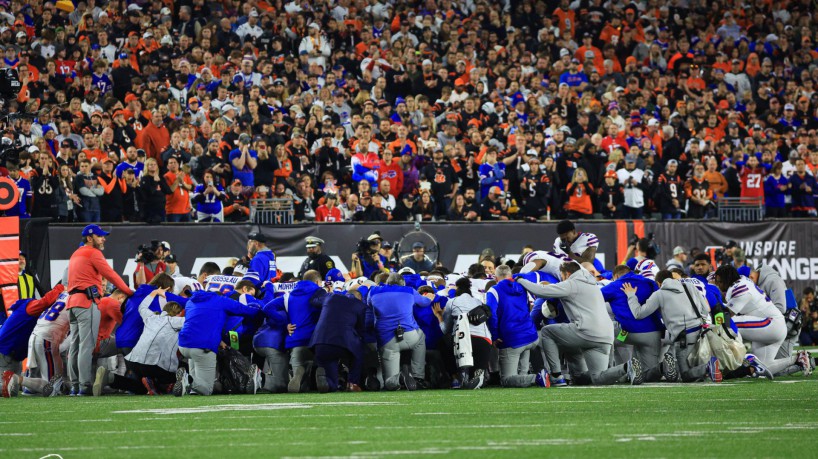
1, 377, 816, 458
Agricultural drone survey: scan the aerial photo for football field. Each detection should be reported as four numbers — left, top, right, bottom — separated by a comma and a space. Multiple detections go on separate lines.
1, 378, 816, 459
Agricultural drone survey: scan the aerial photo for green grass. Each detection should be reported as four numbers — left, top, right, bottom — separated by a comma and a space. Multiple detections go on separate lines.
2, 378, 816, 458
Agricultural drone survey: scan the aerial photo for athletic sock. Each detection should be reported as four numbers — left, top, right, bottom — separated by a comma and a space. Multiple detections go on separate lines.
723, 365, 752, 380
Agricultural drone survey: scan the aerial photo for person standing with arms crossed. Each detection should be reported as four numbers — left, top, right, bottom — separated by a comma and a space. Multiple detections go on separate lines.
66, 225, 133, 396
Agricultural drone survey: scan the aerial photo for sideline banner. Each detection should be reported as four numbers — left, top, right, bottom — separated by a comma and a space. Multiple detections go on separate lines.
46, 221, 818, 292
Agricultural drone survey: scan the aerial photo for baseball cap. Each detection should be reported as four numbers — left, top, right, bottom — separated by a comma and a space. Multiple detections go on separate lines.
784, 103, 795, 111
367, 233, 383, 242
412, 242, 425, 250
81, 224, 109, 237
672, 246, 686, 256
397, 267, 416, 275
164, 254, 178, 263
248, 231, 268, 243
625, 154, 638, 163
305, 236, 324, 248
489, 186, 505, 197
382, 241, 393, 249
725, 240, 738, 249
604, 170, 617, 179
667, 159, 679, 167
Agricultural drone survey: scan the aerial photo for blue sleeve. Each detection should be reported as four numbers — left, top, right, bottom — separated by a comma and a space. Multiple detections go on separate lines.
486, 289, 500, 339
413, 290, 432, 307
223, 296, 262, 318
479, 164, 493, 184
262, 301, 288, 326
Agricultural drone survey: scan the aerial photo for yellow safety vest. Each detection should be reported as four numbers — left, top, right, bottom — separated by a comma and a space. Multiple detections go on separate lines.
18, 273, 35, 300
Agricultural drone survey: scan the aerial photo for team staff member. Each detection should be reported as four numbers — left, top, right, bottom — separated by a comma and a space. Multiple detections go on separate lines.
518, 262, 640, 386
17, 252, 38, 300
311, 287, 370, 393
298, 237, 336, 278
368, 273, 431, 391
601, 265, 664, 382
487, 265, 549, 388
242, 232, 278, 287
280, 270, 327, 393
175, 281, 262, 396
66, 225, 133, 396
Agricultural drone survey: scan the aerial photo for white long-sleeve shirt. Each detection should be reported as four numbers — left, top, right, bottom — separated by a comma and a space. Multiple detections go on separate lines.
298, 34, 331, 69
440, 294, 491, 341
126, 295, 185, 373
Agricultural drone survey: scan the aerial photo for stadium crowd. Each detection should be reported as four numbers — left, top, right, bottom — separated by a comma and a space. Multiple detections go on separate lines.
0, 221, 814, 397
1, 0, 818, 223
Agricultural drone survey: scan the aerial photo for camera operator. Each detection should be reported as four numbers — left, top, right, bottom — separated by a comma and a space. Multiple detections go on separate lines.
350, 233, 388, 280
133, 241, 167, 288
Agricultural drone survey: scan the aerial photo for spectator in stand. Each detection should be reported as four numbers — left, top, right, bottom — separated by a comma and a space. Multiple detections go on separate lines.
739, 156, 766, 203
617, 154, 648, 219
139, 158, 172, 224
764, 162, 788, 218
685, 163, 714, 219
598, 170, 624, 219
192, 171, 227, 223
139, 111, 170, 167
230, 133, 258, 189
789, 159, 817, 217
315, 192, 342, 223
656, 160, 684, 220
164, 158, 193, 222
564, 168, 594, 219
72, 160, 103, 222
223, 179, 251, 222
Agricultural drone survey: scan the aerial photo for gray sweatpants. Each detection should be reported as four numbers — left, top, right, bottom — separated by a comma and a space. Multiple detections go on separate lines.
498, 340, 538, 387
179, 347, 217, 395
380, 329, 425, 390
540, 323, 625, 386
0, 353, 21, 374
624, 331, 663, 382
68, 304, 100, 393
256, 347, 288, 393
671, 335, 708, 382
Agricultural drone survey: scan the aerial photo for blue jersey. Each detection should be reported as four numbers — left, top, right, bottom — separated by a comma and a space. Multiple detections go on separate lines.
92, 73, 113, 94
228, 148, 258, 187
0, 299, 40, 359
367, 285, 431, 346
601, 272, 663, 334
242, 249, 277, 288
559, 71, 588, 88
115, 161, 144, 179
116, 285, 189, 349
179, 291, 261, 352
478, 162, 505, 199
193, 184, 225, 216
253, 296, 289, 350
7, 176, 31, 218
414, 294, 446, 349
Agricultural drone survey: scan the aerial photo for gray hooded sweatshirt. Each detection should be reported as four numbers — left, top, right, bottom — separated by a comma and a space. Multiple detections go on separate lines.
756, 265, 787, 314
627, 278, 711, 342
518, 270, 613, 344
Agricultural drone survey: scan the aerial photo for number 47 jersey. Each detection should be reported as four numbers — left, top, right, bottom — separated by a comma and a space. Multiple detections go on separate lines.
32, 292, 70, 345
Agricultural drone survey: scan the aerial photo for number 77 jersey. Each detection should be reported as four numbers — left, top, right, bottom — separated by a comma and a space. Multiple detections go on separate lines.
32, 292, 71, 345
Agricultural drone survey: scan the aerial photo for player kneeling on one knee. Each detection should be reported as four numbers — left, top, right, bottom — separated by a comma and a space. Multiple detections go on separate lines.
487, 265, 549, 388
175, 281, 262, 396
